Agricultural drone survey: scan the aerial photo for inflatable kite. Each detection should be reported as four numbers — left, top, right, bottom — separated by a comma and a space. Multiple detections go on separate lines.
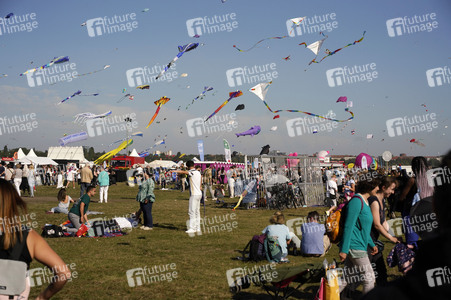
205, 91, 242, 122
94, 140, 133, 165
20, 56, 69, 76
59, 131, 88, 146
146, 97, 170, 128
235, 126, 261, 137
156, 43, 200, 80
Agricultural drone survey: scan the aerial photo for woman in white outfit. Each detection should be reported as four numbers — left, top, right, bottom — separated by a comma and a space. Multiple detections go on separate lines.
28, 165, 36, 197
13, 164, 23, 196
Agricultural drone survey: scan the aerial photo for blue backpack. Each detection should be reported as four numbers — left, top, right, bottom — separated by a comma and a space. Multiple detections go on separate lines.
264, 236, 282, 263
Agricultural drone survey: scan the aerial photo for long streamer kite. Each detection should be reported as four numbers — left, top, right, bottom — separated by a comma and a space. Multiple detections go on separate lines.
233, 36, 288, 52
205, 91, 243, 122
57, 91, 99, 105
117, 94, 134, 103
139, 139, 166, 156
249, 82, 354, 122
156, 43, 200, 80
74, 111, 112, 124
146, 97, 170, 128
109, 132, 144, 146
186, 86, 213, 110
20, 56, 69, 76
310, 31, 366, 64
75, 65, 110, 77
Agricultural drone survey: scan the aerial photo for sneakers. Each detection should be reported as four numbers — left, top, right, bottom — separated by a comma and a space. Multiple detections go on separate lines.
280, 258, 290, 263
140, 226, 153, 230
185, 229, 196, 234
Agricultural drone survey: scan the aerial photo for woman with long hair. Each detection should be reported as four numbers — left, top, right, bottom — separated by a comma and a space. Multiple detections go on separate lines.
0, 179, 70, 299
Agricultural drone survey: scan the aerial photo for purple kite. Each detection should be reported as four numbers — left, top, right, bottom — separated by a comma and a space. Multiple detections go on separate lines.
235, 126, 261, 137
336, 96, 347, 103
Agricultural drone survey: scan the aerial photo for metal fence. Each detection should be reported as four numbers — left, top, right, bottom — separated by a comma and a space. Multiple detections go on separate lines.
244, 155, 324, 207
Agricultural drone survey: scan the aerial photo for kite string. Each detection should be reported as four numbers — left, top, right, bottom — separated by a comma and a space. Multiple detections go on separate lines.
233, 36, 288, 52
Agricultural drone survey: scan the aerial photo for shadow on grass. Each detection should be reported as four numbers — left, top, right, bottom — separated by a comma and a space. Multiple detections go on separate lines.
153, 223, 180, 230
232, 285, 317, 299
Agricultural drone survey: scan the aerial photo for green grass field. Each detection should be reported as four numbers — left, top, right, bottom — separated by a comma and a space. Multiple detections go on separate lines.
23, 183, 402, 300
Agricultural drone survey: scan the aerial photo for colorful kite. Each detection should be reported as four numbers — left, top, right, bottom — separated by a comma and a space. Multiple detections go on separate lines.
273, 115, 280, 119
236, 126, 261, 137
146, 97, 170, 128
139, 139, 166, 155
310, 31, 366, 64
250, 82, 354, 122
156, 43, 200, 80
205, 91, 243, 122
410, 139, 425, 147
351, 130, 356, 135
283, 55, 291, 61
186, 86, 214, 110
58, 90, 81, 105
336, 96, 347, 103
109, 132, 144, 146
20, 56, 70, 76
137, 85, 150, 90
117, 94, 134, 103
59, 131, 88, 146
233, 36, 288, 52
74, 111, 112, 124
288, 17, 306, 35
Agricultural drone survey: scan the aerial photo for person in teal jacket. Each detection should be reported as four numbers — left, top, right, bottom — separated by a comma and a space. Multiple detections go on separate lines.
136, 170, 155, 230
339, 174, 380, 296
98, 167, 110, 203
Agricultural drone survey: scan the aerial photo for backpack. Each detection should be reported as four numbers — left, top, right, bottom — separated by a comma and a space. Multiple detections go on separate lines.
247, 234, 266, 262
326, 194, 364, 244
41, 225, 64, 238
264, 236, 283, 263
0, 230, 28, 297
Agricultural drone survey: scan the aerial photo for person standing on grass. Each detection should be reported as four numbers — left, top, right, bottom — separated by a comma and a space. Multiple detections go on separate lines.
67, 185, 96, 234
170, 160, 202, 234
80, 164, 93, 197
97, 167, 110, 203
28, 164, 36, 198
135, 170, 156, 230
13, 164, 23, 196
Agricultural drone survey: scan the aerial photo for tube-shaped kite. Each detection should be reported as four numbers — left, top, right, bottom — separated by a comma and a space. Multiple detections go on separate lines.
146, 97, 170, 128
20, 56, 69, 76
59, 131, 88, 146
205, 91, 243, 122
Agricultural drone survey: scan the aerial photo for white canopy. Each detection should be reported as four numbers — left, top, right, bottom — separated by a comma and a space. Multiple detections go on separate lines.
129, 149, 140, 157
147, 160, 178, 169
47, 146, 86, 162
17, 148, 26, 159
27, 149, 38, 157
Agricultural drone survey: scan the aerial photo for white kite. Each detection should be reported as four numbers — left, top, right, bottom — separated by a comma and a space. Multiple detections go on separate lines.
270, 126, 277, 131
249, 81, 272, 101
74, 111, 112, 124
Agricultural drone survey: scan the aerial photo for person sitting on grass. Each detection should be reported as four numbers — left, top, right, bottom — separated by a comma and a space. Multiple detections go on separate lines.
262, 211, 293, 263
47, 188, 74, 214
214, 184, 225, 203
301, 211, 331, 257
65, 185, 96, 234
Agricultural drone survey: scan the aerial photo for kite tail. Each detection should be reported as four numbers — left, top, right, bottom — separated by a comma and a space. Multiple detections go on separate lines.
298, 42, 307, 47
146, 106, 161, 128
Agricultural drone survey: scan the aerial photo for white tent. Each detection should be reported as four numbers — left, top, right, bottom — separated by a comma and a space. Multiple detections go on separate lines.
23, 148, 58, 166
47, 146, 86, 162
27, 149, 38, 157
148, 160, 178, 169
17, 148, 26, 159
129, 149, 140, 157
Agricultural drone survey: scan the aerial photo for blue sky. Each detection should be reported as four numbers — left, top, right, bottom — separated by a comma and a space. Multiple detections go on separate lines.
0, 0, 450, 158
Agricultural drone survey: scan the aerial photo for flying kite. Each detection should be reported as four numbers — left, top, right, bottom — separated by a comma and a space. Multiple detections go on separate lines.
57, 91, 99, 105
205, 91, 243, 122
136, 85, 150, 90
288, 17, 305, 35
139, 139, 166, 155
0, 74, 7, 78
347, 101, 353, 108
5, 13, 14, 19
310, 31, 366, 64
156, 43, 200, 80
74, 111, 112, 124
59, 131, 88, 146
410, 139, 425, 147
109, 132, 144, 146
250, 82, 354, 122
146, 97, 170, 128
75, 65, 110, 77
336, 96, 347, 103
193, 34, 200, 38
94, 140, 133, 164
142, 8, 150, 12
117, 94, 134, 103
20, 56, 70, 76
283, 55, 291, 61
235, 104, 245, 111
366, 134, 373, 139
273, 115, 280, 119
81, 22, 87, 26
236, 126, 261, 137
299, 37, 327, 56
351, 130, 356, 135
186, 86, 214, 110
233, 36, 288, 52
260, 145, 270, 155
421, 104, 428, 112
270, 126, 277, 131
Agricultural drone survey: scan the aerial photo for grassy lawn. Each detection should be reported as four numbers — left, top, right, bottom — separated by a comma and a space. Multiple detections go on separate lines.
23, 183, 402, 300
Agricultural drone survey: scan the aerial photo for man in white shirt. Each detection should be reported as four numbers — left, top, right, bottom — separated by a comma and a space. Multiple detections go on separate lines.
170, 161, 202, 234
226, 166, 237, 198
327, 175, 338, 208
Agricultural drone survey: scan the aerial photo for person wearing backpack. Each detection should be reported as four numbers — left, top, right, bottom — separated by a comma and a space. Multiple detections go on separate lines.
0, 179, 71, 299
262, 211, 297, 263
338, 175, 380, 296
